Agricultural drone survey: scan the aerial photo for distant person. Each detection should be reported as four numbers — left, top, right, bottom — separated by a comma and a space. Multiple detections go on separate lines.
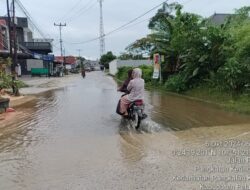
100, 65, 104, 71
81, 68, 86, 78
15, 63, 21, 77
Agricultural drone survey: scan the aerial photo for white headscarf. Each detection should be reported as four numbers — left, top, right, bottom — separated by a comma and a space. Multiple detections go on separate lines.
132, 68, 142, 79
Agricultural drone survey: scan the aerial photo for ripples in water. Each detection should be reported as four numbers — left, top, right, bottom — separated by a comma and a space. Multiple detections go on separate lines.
0, 91, 60, 153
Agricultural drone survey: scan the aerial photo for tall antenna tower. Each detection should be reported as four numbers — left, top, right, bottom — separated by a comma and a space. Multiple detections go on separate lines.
98, 0, 105, 57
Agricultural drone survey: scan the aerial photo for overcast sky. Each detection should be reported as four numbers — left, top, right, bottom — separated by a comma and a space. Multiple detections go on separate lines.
0, 0, 249, 59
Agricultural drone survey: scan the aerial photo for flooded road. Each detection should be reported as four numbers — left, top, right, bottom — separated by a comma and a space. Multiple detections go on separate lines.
1, 72, 250, 190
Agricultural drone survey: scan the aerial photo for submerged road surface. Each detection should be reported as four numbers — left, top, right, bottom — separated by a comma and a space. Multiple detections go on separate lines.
1, 72, 250, 190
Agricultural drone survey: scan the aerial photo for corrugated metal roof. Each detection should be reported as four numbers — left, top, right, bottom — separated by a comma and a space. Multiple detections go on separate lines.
209, 13, 232, 25
55, 56, 76, 64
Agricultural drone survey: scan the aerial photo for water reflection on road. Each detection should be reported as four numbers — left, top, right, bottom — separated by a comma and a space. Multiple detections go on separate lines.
0, 72, 250, 189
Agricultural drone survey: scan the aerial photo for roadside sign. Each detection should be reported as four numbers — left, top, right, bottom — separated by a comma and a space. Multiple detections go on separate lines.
152, 53, 160, 79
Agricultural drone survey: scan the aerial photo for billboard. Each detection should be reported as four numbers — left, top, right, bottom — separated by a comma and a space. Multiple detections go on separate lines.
152, 53, 160, 79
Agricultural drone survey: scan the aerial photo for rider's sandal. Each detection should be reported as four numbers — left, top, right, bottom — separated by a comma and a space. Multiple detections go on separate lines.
122, 114, 129, 119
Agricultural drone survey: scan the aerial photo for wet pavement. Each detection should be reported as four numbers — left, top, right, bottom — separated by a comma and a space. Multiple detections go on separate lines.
0, 72, 250, 190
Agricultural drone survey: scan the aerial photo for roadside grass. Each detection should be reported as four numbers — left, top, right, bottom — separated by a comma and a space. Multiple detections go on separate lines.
113, 67, 250, 115
16, 80, 29, 88
185, 86, 250, 114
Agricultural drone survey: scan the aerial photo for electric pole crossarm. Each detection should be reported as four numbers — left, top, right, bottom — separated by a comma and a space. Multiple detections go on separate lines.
54, 23, 66, 57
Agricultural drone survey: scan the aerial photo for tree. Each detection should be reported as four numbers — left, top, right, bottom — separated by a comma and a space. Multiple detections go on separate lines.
126, 3, 250, 94
215, 6, 250, 93
128, 3, 227, 90
100, 51, 116, 69
118, 52, 145, 60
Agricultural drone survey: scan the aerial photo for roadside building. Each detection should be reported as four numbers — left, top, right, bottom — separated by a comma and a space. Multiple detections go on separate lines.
0, 17, 53, 75
54, 56, 77, 76
55, 56, 77, 68
109, 59, 152, 75
0, 19, 9, 52
208, 13, 233, 25
83, 60, 100, 71
26, 53, 54, 77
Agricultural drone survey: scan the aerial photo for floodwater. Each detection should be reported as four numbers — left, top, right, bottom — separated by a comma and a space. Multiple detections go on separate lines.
0, 72, 250, 190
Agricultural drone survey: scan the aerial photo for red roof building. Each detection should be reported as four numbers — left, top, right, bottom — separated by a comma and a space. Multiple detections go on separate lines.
55, 56, 76, 64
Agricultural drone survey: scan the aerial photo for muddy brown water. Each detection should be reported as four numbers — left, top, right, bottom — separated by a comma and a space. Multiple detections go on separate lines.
0, 72, 250, 190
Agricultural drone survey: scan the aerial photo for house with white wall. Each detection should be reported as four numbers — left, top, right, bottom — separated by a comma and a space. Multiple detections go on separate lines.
109, 59, 152, 75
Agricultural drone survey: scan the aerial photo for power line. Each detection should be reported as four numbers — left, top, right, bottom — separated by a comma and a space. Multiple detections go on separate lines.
67, 3, 97, 23
53, 40, 61, 47
105, 1, 167, 37
15, 0, 48, 39
112, 17, 152, 34
65, 36, 100, 45
56, 0, 83, 22
52, 43, 61, 51
64, 0, 197, 46
64, 0, 96, 23
182, 0, 195, 5
66, 0, 167, 45
0, 40, 9, 50
117, 0, 195, 33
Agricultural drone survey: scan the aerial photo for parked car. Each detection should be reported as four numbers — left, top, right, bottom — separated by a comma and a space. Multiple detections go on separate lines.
85, 67, 91, 72
90, 66, 95, 71
70, 68, 79, 74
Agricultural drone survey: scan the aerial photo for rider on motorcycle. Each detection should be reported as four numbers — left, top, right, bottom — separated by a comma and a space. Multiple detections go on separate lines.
81, 68, 86, 78
119, 68, 145, 117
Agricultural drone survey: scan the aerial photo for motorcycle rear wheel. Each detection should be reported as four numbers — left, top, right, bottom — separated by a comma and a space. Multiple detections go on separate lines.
130, 111, 141, 130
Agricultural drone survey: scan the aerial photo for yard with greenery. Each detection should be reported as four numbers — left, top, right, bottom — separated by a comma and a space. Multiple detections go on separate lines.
115, 3, 250, 114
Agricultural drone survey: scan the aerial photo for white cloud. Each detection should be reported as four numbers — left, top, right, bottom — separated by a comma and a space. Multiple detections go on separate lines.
0, 0, 249, 59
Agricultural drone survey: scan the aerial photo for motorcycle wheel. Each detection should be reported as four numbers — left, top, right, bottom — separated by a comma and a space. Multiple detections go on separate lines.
130, 110, 141, 130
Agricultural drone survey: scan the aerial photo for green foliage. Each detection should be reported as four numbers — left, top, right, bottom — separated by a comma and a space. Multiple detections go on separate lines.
139, 65, 153, 83
229, 20, 250, 63
0, 72, 12, 89
164, 74, 187, 93
116, 66, 133, 81
0, 57, 12, 90
0, 73, 28, 90
100, 51, 116, 69
0, 57, 27, 91
127, 3, 250, 95
217, 58, 249, 93
0, 57, 11, 66
116, 65, 153, 84
118, 52, 145, 60
217, 6, 250, 93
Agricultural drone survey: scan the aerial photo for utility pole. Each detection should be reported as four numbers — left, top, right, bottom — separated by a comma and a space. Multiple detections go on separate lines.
12, 0, 17, 70
98, 0, 105, 58
54, 23, 66, 76
6, 0, 12, 59
54, 22, 66, 57
77, 49, 81, 58
6, 0, 19, 95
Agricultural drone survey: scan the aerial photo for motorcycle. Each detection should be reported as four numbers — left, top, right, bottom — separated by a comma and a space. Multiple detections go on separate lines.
81, 70, 86, 78
116, 96, 147, 130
